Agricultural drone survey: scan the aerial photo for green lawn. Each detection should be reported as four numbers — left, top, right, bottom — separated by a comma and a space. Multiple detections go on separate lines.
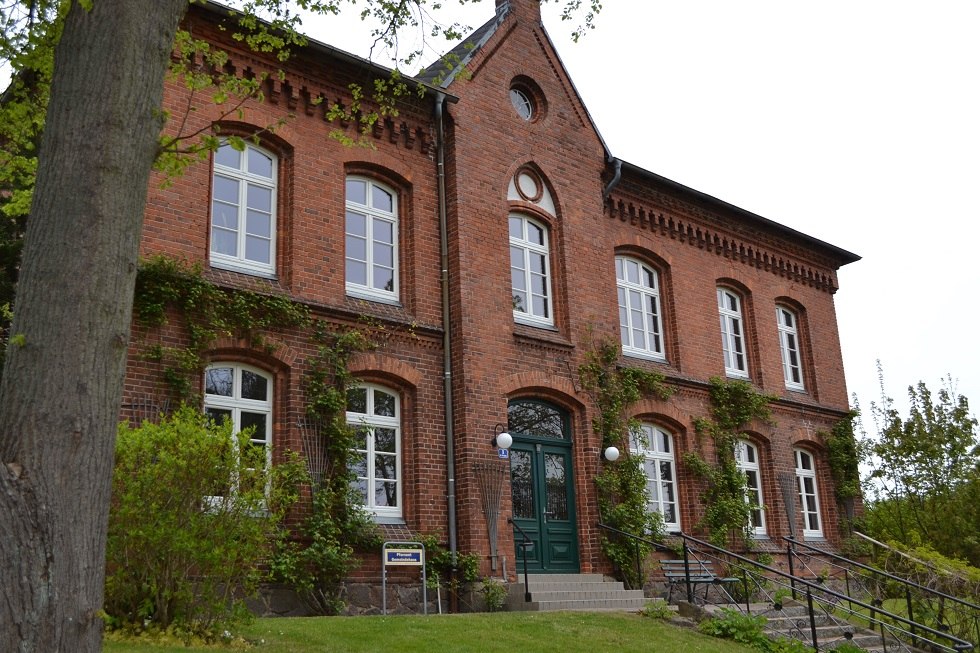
104, 611, 756, 653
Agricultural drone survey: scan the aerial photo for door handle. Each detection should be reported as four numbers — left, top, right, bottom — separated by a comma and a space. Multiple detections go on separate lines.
543, 510, 555, 523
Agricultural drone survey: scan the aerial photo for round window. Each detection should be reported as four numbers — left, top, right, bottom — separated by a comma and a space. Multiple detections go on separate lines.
510, 88, 535, 121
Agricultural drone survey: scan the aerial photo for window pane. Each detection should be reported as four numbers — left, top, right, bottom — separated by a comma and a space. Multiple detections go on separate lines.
527, 221, 544, 246
509, 216, 523, 239
373, 266, 394, 292
211, 228, 237, 256
375, 428, 396, 453
346, 179, 367, 205
374, 218, 393, 244
211, 201, 238, 230
346, 259, 367, 286
350, 478, 368, 504
346, 211, 367, 236
241, 370, 268, 401
376, 480, 397, 507
375, 452, 397, 479
246, 210, 271, 238
349, 452, 367, 477
215, 143, 241, 169
626, 259, 639, 284
240, 411, 267, 444
206, 407, 232, 424
205, 367, 234, 396
346, 234, 367, 262
347, 387, 368, 414
246, 184, 272, 213
245, 236, 270, 264
373, 241, 393, 267
374, 390, 396, 417
213, 175, 240, 204
372, 185, 393, 212
510, 449, 535, 519
247, 148, 273, 178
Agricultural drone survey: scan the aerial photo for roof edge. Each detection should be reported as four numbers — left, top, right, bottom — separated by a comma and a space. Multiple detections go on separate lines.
614, 158, 861, 267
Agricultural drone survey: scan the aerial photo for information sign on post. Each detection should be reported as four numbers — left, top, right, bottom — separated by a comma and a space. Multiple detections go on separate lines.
382, 541, 427, 615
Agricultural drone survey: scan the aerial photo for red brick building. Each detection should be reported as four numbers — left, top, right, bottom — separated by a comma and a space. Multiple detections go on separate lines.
127, 0, 859, 602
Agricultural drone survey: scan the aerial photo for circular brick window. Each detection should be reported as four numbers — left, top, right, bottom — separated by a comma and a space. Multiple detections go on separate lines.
509, 77, 545, 122
510, 88, 535, 121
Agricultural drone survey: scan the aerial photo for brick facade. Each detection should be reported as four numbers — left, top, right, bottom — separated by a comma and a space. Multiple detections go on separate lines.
124, 0, 859, 605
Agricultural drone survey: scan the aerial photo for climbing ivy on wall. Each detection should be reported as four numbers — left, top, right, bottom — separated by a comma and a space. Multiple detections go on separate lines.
133, 255, 311, 400
822, 412, 862, 503
684, 377, 775, 547
578, 334, 672, 589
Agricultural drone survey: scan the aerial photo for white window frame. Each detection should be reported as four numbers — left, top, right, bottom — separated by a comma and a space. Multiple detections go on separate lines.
777, 306, 805, 391
630, 423, 681, 532
203, 363, 273, 498
795, 448, 823, 538
735, 440, 767, 536
510, 214, 554, 326
718, 287, 749, 378
345, 176, 399, 303
210, 141, 277, 277
617, 256, 666, 361
347, 383, 402, 520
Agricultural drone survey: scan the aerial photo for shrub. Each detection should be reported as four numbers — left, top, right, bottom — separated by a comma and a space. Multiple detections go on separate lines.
480, 578, 508, 612
270, 481, 380, 615
104, 407, 302, 638
640, 599, 674, 620
698, 608, 771, 650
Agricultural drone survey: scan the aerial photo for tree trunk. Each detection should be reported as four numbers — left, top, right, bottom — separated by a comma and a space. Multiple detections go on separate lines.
0, 1, 187, 650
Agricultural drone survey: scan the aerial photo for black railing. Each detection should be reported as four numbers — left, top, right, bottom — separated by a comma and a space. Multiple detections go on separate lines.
507, 518, 532, 602
595, 523, 974, 653
596, 522, 671, 590
679, 532, 974, 653
784, 536, 980, 648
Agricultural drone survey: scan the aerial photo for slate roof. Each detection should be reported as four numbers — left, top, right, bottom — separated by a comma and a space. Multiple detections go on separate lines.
416, 9, 508, 87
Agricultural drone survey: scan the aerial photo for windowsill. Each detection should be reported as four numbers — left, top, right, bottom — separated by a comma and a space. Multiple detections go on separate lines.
513, 322, 573, 349
785, 385, 807, 394
725, 371, 750, 380
372, 515, 406, 525
346, 287, 402, 306
623, 349, 667, 363
513, 313, 556, 330
209, 258, 277, 280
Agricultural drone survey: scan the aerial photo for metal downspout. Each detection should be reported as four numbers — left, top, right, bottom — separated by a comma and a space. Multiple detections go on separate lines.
602, 157, 622, 201
434, 92, 458, 565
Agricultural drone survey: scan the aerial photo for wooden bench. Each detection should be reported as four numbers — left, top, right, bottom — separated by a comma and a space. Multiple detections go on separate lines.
661, 559, 741, 604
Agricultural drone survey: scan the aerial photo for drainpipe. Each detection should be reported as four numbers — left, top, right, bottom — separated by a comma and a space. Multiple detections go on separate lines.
434, 91, 458, 566
602, 157, 622, 201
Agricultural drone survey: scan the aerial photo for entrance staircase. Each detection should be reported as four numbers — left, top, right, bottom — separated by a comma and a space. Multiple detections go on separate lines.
505, 573, 648, 612
700, 602, 901, 653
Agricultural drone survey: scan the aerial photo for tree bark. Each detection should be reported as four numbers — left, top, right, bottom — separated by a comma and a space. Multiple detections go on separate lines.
0, 1, 187, 650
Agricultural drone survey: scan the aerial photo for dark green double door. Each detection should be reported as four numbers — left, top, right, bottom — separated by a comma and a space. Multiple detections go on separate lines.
509, 440, 579, 572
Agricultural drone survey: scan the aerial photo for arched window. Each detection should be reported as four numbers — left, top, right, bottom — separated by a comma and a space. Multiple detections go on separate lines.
510, 214, 553, 325
203, 363, 273, 494
210, 141, 277, 276
776, 306, 805, 391
616, 256, 665, 360
630, 424, 680, 532
718, 287, 748, 378
735, 440, 766, 536
347, 383, 402, 519
346, 176, 399, 302
794, 448, 823, 537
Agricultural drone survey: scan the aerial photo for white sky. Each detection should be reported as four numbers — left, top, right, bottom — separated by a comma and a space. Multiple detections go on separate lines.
5, 1, 977, 423
301, 0, 978, 422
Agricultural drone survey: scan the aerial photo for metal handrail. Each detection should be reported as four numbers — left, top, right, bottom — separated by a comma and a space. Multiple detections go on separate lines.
597, 522, 671, 590
680, 532, 974, 653
507, 518, 532, 602
784, 535, 980, 646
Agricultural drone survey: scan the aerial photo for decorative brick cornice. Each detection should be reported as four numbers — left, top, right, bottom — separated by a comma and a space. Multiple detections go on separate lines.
604, 194, 840, 294
174, 47, 435, 157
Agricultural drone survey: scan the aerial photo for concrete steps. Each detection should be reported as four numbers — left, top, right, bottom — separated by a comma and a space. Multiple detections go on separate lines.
506, 573, 648, 612
701, 603, 909, 653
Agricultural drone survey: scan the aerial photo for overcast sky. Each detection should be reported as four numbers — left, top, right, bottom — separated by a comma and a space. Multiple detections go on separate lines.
5, 1, 977, 426
304, 0, 978, 425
